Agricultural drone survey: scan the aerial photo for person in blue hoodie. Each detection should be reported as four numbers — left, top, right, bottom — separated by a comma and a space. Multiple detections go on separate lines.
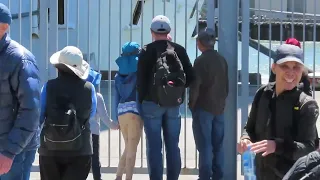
86, 68, 119, 180
114, 42, 143, 180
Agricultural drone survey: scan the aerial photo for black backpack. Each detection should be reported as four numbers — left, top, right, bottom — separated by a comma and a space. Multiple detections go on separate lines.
151, 42, 186, 107
42, 95, 85, 151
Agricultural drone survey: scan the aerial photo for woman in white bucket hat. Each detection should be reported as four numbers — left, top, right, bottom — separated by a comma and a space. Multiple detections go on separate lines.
38, 46, 97, 180
49, 46, 90, 79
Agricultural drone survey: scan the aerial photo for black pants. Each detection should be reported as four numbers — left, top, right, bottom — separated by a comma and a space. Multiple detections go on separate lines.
39, 155, 91, 180
92, 134, 102, 180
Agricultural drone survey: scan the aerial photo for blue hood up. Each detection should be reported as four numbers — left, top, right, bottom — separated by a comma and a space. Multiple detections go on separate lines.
86, 69, 102, 88
115, 42, 140, 75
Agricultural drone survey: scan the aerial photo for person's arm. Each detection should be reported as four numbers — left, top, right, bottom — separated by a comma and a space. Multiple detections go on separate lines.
39, 83, 47, 129
178, 48, 194, 87
240, 86, 264, 142
137, 46, 148, 103
1, 59, 40, 159
96, 93, 118, 129
188, 59, 204, 109
274, 99, 319, 161
90, 85, 97, 119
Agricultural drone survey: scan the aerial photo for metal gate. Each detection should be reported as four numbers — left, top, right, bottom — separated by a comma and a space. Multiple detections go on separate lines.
1, 0, 319, 179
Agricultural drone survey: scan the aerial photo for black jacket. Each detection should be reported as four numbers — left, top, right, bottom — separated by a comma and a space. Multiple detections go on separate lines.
137, 40, 194, 103
189, 49, 229, 115
38, 72, 94, 157
241, 83, 319, 180
283, 150, 320, 180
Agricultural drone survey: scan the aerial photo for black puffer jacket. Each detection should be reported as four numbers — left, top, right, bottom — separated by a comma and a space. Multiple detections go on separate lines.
283, 150, 320, 180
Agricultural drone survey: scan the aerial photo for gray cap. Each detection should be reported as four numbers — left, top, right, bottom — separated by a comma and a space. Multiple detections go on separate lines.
274, 44, 304, 65
150, 15, 171, 34
196, 28, 216, 47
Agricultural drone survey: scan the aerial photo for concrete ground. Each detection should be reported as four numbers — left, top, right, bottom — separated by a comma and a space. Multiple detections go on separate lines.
29, 92, 320, 180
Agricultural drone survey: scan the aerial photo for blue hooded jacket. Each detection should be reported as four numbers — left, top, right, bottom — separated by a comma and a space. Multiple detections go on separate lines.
114, 42, 140, 120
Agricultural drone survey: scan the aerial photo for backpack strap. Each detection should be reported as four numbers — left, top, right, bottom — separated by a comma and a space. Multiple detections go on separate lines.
293, 92, 319, 148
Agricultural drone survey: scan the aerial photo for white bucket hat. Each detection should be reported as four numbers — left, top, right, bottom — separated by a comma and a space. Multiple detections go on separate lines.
50, 46, 90, 79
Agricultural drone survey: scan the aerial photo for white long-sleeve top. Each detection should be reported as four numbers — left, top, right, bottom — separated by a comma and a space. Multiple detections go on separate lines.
89, 93, 118, 135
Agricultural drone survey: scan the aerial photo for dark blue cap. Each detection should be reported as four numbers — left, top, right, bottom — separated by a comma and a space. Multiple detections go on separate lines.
0, 3, 11, 25
274, 44, 304, 65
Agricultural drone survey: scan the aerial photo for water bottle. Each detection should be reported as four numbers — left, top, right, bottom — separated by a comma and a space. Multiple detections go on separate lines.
242, 145, 256, 180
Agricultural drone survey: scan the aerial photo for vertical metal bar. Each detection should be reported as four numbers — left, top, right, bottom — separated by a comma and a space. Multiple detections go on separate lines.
19, 0, 22, 43
207, 0, 215, 30
130, 0, 133, 41
183, 0, 188, 168
268, 0, 272, 76
174, 0, 177, 42
195, 0, 199, 168
108, 0, 112, 167
98, 0, 101, 93
87, 1, 91, 64
257, 0, 261, 86
218, 0, 238, 178
49, 0, 59, 79
241, 0, 249, 131
280, 0, 283, 44
77, 0, 80, 47
66, 0, 69, 45
118, 0, 122, 164
291, 0, 294, 37
312, 0, 317, 98
29, 0, 33, 51
163, 0, 166, 15
152, 0, 155, 18
140, 0, 144, 167
39, 0, 49, 81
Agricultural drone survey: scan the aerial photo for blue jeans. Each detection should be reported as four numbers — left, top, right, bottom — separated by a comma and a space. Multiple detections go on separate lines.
0, 150, 37, 180
141, 101, 181, 180
192, 108, 224, 180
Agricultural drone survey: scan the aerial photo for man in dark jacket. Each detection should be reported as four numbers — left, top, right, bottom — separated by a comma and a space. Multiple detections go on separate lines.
189, 28, 229, 180
0, 3, 41, 179
237, 44, 319, 180
137, 15, 194, 180
38, 46, 97, 180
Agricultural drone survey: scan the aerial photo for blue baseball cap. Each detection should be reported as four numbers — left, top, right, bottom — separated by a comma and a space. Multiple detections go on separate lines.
0, 3, 12, 25
274, 44, 304, 65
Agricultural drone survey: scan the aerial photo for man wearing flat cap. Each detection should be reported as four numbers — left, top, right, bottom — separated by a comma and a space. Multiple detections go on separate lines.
0, 3, 41, 179
189, 28, 229, 180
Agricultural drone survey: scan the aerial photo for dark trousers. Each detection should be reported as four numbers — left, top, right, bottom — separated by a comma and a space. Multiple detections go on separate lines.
39, 155, 91, 180
92, 134, 102, 180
